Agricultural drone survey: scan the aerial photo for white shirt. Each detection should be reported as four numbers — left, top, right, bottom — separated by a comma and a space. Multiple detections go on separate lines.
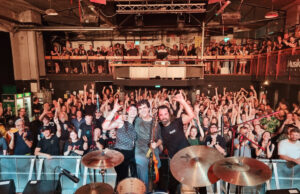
278, 139, 300, 159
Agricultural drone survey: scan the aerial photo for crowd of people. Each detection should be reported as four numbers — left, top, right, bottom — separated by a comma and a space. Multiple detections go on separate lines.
0, 84, 299, 192
48, 32, 299, 75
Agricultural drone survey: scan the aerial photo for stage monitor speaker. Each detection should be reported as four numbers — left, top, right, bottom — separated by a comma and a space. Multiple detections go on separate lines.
0, 180, 16, 194
266, 188, 300, 194
23, 180, 61, 194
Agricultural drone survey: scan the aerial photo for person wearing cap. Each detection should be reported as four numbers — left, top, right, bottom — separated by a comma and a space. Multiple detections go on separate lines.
38, 115, 56, 140
8, 119, 33, 155
34, 117, 62, 159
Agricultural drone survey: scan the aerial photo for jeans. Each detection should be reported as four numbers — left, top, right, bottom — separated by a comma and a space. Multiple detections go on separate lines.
135, 149, 161, 192
135, 154, 150, 191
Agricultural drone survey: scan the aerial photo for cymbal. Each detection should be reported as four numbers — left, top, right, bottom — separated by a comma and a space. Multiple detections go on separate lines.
75, 183, 114, 194
82, 149, 124, 169
170, 145, 224, 187
116, 178, 146, 194
213, 157, 272, 186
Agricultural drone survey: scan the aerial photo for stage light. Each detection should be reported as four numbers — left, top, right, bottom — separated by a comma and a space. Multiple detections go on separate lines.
224, 37, 230, 42
263, 80, 270, 86
155, 85, 161, 88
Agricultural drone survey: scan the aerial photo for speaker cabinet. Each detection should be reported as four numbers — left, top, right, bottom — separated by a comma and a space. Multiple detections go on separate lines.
23, 180, 61, 194
266, 188, 300, 194
0, 180, 16, 194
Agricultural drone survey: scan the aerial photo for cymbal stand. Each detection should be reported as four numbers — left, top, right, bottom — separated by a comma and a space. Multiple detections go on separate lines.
100, 169, 106, 183
235, 185, 243, 194
194, 186, 207, 194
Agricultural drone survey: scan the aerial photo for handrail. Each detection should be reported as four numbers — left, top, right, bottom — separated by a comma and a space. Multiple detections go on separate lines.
0, 156, 299, 193
44, 47, 300, 78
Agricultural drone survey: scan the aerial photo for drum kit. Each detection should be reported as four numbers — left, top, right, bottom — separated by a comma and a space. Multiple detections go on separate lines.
75, 146, 272, 194
170, 145, 272, 194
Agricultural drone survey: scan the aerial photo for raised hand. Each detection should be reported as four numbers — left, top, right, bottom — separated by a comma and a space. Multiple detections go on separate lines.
173, 91, 185, 103
113, 99, 121, 111
68, 145, 72, 151
23, 132, 27, 140
83, 136, 88, 143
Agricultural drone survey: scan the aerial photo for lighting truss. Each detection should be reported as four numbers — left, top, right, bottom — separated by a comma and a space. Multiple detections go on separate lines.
116, 3, 206, 14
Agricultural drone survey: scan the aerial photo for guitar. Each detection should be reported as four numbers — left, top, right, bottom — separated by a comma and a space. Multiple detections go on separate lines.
147, 115, 160, 191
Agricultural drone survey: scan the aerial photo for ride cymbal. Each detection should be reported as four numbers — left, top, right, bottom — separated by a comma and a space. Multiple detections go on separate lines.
170, 145, 224, 187
213, 157, 272, 186
117, 178, 146, 194
75, 183, 114, 194
82, 149, 124, 169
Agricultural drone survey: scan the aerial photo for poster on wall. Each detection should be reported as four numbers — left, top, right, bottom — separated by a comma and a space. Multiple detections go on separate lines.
71, 41, 93, 49
195, 36, 202, 48
287, 55, 300, 75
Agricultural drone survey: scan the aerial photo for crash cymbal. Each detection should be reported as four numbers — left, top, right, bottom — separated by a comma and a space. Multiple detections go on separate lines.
75, 183, 114, 194
82, 149, 124, 169
116, 178, 146, 194
213, 157, 272, 186
170, 145, 224, 187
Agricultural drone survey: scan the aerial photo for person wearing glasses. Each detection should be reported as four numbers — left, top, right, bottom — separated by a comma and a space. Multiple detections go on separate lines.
8, 119, 33, 155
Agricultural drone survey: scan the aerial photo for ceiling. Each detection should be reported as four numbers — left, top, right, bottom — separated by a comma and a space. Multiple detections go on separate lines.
0, 0, 289, 38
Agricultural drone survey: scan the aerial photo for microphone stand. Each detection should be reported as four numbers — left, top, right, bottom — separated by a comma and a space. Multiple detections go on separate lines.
56, 173, 62, 194
240, 134, 265, 151
229, 111, 279, 156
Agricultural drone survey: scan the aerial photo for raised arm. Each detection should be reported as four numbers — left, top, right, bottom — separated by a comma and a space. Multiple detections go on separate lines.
185, 122, 193, 139
102, 100, 122, 131
83, 84, 88, 106
91, 83, 95, 104
174, 91, 194, 125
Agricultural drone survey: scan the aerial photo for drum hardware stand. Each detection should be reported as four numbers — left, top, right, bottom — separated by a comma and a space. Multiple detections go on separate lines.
100, 169, 107, 183
93, 169, 107, 183
194, 187, 207, 194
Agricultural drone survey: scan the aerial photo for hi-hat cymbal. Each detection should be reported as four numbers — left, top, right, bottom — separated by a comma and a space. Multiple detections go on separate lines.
82, 149, 124, 169
117, 178, 146, 194
213, 157, 272, 186
75, 183, 114, 194
170, 145, 224, 187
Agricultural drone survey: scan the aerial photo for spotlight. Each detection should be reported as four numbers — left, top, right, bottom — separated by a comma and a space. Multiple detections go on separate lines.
263, 80, 270, 86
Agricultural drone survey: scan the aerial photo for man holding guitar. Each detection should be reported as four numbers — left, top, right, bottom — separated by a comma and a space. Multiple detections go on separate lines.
135, 99, 162, 192
157, 91, 196, 194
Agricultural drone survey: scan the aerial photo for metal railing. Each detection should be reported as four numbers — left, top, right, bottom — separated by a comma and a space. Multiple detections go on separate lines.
0, 156, 299, 193
44, 47, 300, 79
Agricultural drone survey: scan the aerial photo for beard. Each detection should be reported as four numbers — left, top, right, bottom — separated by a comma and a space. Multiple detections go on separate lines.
161, 118, 170, 126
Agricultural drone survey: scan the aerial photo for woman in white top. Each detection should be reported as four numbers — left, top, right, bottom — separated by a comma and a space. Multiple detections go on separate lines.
239, 46, 248, 74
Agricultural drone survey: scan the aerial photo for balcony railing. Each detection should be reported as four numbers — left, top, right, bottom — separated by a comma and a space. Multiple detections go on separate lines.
44, 47, 300, 79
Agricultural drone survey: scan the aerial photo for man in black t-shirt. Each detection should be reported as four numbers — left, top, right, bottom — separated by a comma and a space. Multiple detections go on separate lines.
157, 91, 195, 194
34, 118, 62, 159
84, 98, 96, 116
79, 115, 94, 146
8, 119, 33, 155
32, 97, 42, 117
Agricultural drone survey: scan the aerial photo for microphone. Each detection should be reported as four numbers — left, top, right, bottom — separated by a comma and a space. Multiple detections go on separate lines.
239, 135, 244, 143
60, 168, 79, 183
